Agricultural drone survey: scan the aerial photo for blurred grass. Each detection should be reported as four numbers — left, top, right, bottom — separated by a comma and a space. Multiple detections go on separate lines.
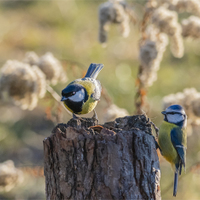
0, 0, 200, 199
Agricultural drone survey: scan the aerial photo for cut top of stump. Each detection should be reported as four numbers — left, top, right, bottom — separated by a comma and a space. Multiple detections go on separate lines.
44, 115, 161, 200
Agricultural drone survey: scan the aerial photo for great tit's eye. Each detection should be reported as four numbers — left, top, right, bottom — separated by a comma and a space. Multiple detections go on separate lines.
68, 91, 76, 96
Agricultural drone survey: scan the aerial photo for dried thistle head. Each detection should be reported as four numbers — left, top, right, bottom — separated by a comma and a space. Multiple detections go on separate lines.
103, 104, 129, 122
0, 60, 47, 110
98, 0, 132, 45
192, 97, 200, 117
31, 65, 46, 98
170, 27, 184, 58
145, 0, 158, 13
151, 6, 184, 58
152, 6, 178, 36
24, 52, 67, 85
140, 40, 158, 69
139, 26, 168, 87
168, 0, 200, 16
23, 51, 39, 66
0, 60, 39, 110
0, 160, 23, 192
37, 52, 67, 85
182, 15, 200, 38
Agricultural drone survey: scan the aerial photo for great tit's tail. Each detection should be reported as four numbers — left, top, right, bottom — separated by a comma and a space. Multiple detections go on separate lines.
173, 171, 178, 197
84, 63, 104, 79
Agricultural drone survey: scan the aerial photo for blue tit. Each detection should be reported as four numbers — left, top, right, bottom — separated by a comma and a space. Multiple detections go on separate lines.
158, 104, 187, 197
61, 63, 103, 120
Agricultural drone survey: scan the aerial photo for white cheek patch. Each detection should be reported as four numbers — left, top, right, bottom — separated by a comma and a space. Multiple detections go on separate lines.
68, 89, 85, 102
167, 114, 184, 123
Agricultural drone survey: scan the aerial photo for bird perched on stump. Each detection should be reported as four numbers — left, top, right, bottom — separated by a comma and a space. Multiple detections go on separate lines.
61, 63, 103, 121
158, 104, 187, 197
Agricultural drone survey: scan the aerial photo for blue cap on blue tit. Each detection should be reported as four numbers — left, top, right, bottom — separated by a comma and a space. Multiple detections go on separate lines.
61, 63, 104, 122
158, 104, 187, 197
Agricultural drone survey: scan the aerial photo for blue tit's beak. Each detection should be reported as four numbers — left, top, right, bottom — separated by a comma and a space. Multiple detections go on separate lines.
61, 96, 67, 101
161, 111, 166, 115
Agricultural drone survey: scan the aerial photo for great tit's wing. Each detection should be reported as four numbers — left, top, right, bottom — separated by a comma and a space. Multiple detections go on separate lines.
91, 80, 102, 101
171, 128, 186, 169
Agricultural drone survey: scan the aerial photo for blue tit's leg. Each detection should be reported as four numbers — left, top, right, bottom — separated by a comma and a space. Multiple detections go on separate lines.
92, 109, 98, 123
173, 171, 178, 197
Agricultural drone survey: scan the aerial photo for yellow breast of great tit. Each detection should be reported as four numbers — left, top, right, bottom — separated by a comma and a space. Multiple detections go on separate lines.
68, 79, 99, 114
158, 121, 180, 165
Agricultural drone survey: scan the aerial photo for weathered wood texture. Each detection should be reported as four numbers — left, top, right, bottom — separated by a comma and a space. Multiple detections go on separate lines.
43, 115, 161, 200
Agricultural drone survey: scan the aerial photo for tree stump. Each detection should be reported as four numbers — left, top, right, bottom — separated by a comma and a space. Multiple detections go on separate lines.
43, 115, 161, 200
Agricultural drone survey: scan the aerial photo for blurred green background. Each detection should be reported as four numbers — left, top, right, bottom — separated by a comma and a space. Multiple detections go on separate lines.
0, 0, 200, 199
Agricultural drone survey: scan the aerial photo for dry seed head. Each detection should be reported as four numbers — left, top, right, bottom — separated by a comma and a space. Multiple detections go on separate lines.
182, 15, 200, 38
98, 1, 131, 44
170, 29, 184, 58
145, 0, 158, 13
151, 6, 184, 58
139, 26, 168, 87
0, 160, 24, 192
152, 6, 179, 36
103, 104, 129, 122
37, 52, 67, 85
168, 0, 200, 16
31, 65, 46, 98
140, 40, 158, 69
23, 51, 39, 66
0, 60, 47, 110
120, 10, 130, 38
192, 97, 200, 117
0, 60, 39, 110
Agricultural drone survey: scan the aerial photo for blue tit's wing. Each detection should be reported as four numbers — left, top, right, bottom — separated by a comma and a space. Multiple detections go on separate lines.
171, 127, 186, 170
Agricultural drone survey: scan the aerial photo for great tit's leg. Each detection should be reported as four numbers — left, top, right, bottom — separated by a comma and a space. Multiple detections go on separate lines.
73, 113, 79, 119
92, 110, 98, 124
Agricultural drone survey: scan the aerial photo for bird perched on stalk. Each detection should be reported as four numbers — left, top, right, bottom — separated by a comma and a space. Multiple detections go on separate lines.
158, 104, 187, 197
61, 63, 103, 121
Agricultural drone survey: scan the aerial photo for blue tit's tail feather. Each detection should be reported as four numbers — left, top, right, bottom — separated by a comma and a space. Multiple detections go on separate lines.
84, 63, 104, 79
173, 171, 178, 197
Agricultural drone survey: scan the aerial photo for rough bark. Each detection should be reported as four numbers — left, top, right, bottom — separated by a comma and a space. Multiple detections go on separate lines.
43, 115, 161, 200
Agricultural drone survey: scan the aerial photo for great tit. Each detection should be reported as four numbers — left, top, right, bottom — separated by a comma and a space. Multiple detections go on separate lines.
61, 63, 103, 120
158, 104, 187, 197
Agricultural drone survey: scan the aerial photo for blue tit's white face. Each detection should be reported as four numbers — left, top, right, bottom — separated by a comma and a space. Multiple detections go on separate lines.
162, 104, 187, 127
166, 113, 185, 124
68, 89, 85, 102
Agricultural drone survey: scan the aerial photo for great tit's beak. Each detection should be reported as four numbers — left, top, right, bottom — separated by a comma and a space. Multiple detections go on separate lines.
61, 96, 67, 101
161, 111, 166, 115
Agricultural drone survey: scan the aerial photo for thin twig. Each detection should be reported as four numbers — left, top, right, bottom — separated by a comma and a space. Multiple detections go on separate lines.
46, 84, 72, 116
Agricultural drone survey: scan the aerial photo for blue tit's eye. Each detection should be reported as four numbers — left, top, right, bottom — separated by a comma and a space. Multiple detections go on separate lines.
170, 112, 175, 115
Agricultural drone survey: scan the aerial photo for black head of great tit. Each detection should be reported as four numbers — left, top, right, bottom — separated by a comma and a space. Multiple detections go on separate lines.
61, 63, 104, 120
158, 104, 187, 197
